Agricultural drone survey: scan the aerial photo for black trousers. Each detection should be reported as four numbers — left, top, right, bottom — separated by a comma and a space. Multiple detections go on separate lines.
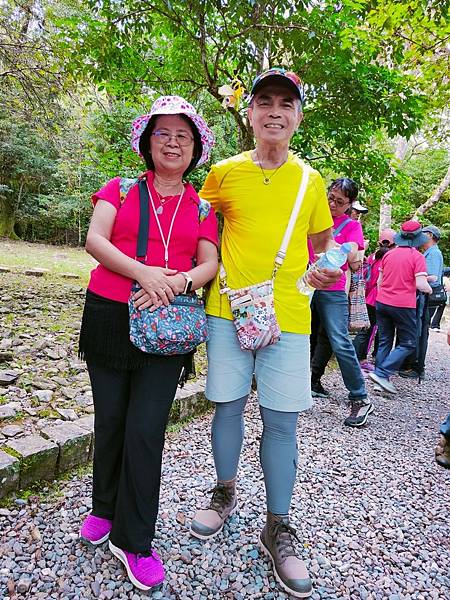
430, 302, 446, 329
352, 304, 378, 360
88, 357, 184, 554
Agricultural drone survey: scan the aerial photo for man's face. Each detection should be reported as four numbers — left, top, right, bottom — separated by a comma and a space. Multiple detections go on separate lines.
422, 232, 434, 249
247, 85, 303, 146
328, 185, 352, 217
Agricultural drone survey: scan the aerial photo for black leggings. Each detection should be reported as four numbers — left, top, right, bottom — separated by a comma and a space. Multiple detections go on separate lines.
88, 357, 183, 554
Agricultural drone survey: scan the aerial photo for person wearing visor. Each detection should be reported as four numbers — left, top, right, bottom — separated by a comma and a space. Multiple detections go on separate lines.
348, 199, 369, 221
190, 67, 341, 598
353, 229, 396, 370
78, 96, 218, 591
369, 221, 432, 394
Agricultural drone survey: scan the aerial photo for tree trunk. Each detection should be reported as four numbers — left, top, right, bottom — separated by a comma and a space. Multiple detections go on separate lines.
0, 198, 19, 238
379, 198, 392, 232
413, 164, 450, 219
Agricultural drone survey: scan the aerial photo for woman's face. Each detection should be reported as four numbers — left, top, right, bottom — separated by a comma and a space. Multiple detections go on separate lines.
149, 114, 195, 177
327, 185, 352, 218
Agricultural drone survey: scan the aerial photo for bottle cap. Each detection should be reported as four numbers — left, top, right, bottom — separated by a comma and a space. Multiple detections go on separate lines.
340, 242, 353, 253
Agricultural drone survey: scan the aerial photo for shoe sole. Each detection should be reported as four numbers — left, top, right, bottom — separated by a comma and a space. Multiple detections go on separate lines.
108, 541, 164, 591
189, 503, 238, 541
344, 403, 374, 428
80, 531, 110, 546
258, 536, 312, 599
311, 391, 330, 399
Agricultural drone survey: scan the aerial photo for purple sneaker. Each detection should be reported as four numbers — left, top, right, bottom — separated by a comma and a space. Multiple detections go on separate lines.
80, 514, 112, 545
109, 540, 164, 591
359, 360, 375, 372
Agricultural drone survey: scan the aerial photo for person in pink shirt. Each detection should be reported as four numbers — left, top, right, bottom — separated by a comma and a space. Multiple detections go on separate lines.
353, 228, 396, 370
369, 221, 431, 394
78, 96, 218, 591
310, 177, 373, 427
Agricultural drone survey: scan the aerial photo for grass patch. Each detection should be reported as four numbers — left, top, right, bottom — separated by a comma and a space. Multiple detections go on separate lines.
0, 462, 93, 508
0, 239, 94, 286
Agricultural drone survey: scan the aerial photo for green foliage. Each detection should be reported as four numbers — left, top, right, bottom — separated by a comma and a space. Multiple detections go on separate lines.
402, 150, 450, 262
0, 0, 449, 244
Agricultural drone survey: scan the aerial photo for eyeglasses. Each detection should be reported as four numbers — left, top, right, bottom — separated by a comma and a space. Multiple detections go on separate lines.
151, 130, 194, 147
327, 193, 350, 208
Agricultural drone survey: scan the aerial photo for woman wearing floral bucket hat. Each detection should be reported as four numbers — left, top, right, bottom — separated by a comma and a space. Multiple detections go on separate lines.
78, 96, 218, 591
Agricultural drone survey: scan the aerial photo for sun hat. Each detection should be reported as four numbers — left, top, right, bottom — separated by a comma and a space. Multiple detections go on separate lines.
351, 200, 368, 213
393, 220, 429, 248
249, 67, 305, 104
378, 228, 396, 245
422, 225, 441, 241
131, 96, 214, 167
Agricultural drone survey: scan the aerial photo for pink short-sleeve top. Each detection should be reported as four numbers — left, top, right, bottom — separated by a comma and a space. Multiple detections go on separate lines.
377, 247, 427, 308
307, 214, 365, 292
87, 171, 219, 303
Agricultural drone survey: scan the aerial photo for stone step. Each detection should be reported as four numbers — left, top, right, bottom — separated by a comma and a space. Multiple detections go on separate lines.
0, 381, 208, 498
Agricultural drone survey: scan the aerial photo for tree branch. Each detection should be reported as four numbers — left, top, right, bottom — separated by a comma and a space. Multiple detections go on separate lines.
413, 163, 450, 218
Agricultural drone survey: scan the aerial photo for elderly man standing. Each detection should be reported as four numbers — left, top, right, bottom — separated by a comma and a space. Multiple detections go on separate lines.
189, 68, 341, 598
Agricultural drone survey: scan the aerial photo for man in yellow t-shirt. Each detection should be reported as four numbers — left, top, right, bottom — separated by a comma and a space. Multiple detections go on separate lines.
190, 67, 339, 598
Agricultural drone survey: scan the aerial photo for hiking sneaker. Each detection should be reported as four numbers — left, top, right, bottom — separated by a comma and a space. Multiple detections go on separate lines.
259, 512, 312, 599
80, 514, 112, 546
369, 372, 397, 394
311, 380, 330, 398
190, 480, 237, 540
344, 400, 374, 427
398, 369, 425, 379
109, 540, 164, 591
359, 360, 375, 372
435, 435, 450, 470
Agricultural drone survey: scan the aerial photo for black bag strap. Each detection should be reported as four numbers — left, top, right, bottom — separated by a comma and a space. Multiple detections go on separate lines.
136, 179, 150, 263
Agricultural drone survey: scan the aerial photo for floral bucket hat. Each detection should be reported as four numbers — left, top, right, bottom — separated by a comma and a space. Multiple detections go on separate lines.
131, 95, 215, 167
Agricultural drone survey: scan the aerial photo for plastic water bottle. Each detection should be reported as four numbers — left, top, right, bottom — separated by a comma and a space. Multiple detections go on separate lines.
297, 242, 353, 296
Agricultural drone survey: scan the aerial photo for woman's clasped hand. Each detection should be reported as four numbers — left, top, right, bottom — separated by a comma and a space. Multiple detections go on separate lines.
133, 266, 187, 310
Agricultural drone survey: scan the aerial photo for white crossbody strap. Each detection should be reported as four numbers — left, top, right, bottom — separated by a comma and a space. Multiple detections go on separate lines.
219, 163, 311, 289
274, 164, 311, 271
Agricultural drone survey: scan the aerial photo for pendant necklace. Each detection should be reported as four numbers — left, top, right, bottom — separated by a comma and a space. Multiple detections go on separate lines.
154, 188, 183, 215
147, 181, 185, 268
255, 151, 287, 185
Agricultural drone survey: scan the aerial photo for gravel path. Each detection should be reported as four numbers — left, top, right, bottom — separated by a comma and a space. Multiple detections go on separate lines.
1, 329, 449, 600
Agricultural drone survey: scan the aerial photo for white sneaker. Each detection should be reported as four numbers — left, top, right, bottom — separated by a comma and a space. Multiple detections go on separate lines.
369, 372, 397, 394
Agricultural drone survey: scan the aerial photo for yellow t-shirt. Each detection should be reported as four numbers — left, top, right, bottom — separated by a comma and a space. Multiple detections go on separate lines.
200, 151, 333, 334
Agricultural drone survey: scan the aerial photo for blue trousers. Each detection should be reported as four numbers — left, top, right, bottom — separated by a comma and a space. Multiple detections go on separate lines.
374, 301, 416, 378
311, 290, 367, 400
441, 414, 450, 440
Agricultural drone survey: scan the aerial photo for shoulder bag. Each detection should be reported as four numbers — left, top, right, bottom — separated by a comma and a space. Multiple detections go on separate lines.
348, 266, 370, 331
428, 278, 447, 307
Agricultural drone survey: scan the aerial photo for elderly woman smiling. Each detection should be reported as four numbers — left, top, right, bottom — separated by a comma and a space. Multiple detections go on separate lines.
78, 96, 218, 591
